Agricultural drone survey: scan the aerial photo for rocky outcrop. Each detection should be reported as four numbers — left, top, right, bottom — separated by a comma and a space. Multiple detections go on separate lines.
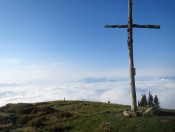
123, 110, 137, 117
143, 107, 175, 116
143, 107, 159, 116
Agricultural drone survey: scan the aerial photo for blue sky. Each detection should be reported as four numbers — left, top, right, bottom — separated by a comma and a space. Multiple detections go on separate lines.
0, 0, 174, 69
0, 0, 175, 108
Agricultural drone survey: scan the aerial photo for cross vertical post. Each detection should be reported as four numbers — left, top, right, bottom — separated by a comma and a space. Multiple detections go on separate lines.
105, 0, 160, 113
128, 0, 137, 112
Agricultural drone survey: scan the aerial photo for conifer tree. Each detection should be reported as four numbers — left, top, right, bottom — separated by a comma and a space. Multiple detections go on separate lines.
148, 91, 154, 107
143, 94, 147, 106
138, 100, 140, 106
153, 95, 160, 108
139, 94, 147, 106
138, 92, 160, 107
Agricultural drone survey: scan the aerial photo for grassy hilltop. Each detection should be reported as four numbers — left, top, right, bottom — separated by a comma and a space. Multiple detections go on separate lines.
0, 101, 175, 131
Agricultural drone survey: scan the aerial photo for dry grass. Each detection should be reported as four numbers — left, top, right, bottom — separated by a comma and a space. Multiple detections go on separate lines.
0, 123, 12, 129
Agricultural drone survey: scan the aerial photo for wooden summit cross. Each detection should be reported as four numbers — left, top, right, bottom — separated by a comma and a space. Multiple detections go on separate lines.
105, 0, 160, 112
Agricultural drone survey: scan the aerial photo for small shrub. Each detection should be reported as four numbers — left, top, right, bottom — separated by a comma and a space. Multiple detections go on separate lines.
32, 106, 57, 115
45, 123, 72, 132
17, 115, 33, 125
28, 117, 46, 128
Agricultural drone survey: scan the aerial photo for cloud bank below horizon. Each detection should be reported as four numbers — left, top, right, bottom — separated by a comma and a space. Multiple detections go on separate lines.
0, 77, 175, 109
0, 59, 175, 109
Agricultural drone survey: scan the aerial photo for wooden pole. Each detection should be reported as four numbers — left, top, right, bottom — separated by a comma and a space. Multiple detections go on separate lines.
128, 0, 137, 112
104, 0, 160, 113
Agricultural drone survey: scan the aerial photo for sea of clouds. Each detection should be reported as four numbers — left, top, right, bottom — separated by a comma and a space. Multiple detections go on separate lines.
0, 77, 175, 109
0, 59, 175, 109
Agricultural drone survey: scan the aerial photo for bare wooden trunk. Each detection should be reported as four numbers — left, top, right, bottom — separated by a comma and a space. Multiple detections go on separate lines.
104, 0, 160, 113
128, 0, 137, 112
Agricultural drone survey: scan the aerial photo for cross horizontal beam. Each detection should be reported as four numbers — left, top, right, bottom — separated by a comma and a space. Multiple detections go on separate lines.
105, 24, 160, 29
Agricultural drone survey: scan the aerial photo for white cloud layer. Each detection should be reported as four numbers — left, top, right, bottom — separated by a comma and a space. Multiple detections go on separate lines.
0, 58, 175, 109
0, 78, 175, 109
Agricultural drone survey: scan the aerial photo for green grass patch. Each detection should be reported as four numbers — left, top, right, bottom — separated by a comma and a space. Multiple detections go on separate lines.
0, 100, 175, 131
